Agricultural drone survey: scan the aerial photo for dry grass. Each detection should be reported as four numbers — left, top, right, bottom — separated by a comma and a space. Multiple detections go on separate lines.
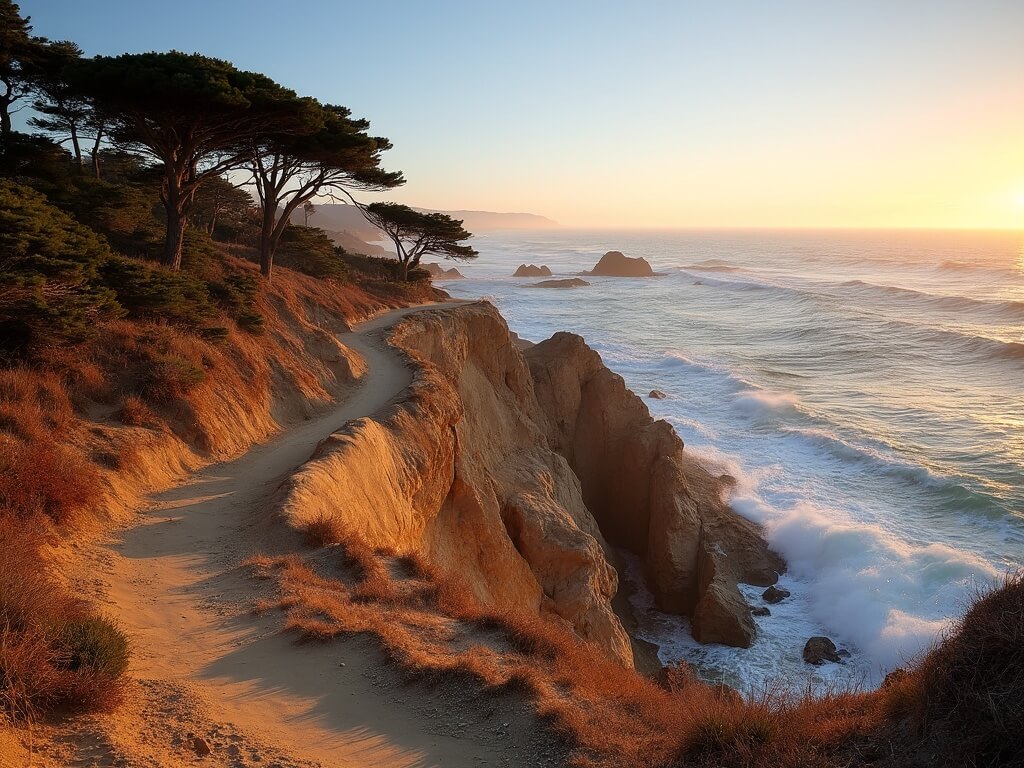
0, 517, 127, 723
252, 531, 1024, 768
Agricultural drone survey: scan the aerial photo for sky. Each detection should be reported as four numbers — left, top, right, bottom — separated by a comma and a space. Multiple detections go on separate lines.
18, 0, 1024, 229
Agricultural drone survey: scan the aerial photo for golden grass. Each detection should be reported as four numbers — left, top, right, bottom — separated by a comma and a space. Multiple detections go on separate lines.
250, 525, 1014, 768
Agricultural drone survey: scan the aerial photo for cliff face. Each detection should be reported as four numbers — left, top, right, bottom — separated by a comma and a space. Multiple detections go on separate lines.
278, 302, 782, 663
525, 333, 783, 647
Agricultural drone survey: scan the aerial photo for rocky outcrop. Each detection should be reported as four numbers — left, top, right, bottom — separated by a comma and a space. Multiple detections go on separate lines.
530, 278, 589, 289
279, 302, 781, 665
278, 303, 632, 667
584, 251, 658, 277
762, 586, 790, 604
649, 390, 667, 399
524, 332, 782, 647
803, 636, 841, 665
423, 262, 464, 279
514, 264, 552, 277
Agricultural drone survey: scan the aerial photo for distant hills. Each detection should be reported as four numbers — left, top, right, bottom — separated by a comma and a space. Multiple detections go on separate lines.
293, 204, 558, 239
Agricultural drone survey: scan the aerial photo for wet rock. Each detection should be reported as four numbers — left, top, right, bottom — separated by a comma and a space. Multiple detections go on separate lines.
762, 585, 790, 604
803, 636, 841, 665
584, 250, 658, 277
530, 278, 589, 288
648, 390, 667, 399
751, 606, 771, 617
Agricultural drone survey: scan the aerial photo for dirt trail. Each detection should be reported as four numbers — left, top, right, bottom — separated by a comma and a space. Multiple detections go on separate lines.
23, 301, 555, 768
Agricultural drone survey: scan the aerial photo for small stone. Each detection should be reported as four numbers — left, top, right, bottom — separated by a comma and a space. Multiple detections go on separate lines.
192, 736, 212, 757
751, 606, 770, 617
648, 390, 667, 399
762, 585, 791, 604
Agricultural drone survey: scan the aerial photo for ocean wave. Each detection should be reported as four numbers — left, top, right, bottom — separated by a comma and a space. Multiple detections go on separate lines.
875, 319, 1024, 363
679, 261, 745, 273
763, 500, 998, 672
839, 279, 1024, 320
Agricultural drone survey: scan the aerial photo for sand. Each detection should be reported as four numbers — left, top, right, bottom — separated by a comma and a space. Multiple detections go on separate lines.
14, 302, 561, 768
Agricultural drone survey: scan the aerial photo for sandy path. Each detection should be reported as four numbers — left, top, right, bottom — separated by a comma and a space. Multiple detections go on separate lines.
49, 301, 554, 768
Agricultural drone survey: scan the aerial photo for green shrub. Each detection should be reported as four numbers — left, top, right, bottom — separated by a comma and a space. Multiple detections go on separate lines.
275, 225, 349, 280
59, 616, 130, 679
237, 311, 265, 335
0, 179, 124, 357
138, 353, 206, 403
98, 257, 216, 328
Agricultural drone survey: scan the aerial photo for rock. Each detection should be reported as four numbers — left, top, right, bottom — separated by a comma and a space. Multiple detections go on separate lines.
278, 303, 632, 667
584, 250, 658, 277
751, 606, 770, 617
525, 331, 783, 649
692, 581, 755, 647
192, 737, 212, 757
803, 636, 841, 665
762, 585, 790, 604
648, 390, 667, 399
655, 660, 699, 692
514, 264, 552, 277
422, 262, 464, 279
530, 278, 589, 289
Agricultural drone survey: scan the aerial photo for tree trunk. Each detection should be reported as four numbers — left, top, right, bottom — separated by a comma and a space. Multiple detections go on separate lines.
91, 126, 103, 180
399, 259, 410, 282
70, 125, 82, 170
259, 202, 277, 280
0, 93, 11, 146
164, 208, 187, 270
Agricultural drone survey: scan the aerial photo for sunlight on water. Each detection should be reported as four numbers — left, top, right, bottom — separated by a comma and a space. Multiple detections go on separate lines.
442, 228, 1024, 690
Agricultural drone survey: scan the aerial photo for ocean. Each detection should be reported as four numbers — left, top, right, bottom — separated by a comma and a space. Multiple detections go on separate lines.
440, 228, 1024, 691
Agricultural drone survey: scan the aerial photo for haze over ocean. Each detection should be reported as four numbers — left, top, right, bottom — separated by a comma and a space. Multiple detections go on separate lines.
442, 228, 1024, 689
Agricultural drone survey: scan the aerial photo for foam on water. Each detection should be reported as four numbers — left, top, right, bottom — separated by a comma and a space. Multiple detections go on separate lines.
444, 228, 1024, 691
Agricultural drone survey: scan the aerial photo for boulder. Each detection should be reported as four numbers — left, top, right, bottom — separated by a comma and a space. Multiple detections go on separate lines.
762, 585, 790, 604
530, 278, 589, 289
751, 606, 770, 617
192, 737, 212, 757
648, 390, 667, 400
514, 264, 552, 277
584, 250, 657, 277
422, 262, 464, 279
803, 636, 841, 665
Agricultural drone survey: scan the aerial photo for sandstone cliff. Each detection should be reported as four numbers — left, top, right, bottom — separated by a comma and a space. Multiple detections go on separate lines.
278, 302, 782, 665
525, 333, 783, 647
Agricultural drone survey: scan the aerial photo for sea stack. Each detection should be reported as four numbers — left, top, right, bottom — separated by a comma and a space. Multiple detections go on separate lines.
422, 262, 464, 279
585, 251, 657, 277
514, 264, 553, 277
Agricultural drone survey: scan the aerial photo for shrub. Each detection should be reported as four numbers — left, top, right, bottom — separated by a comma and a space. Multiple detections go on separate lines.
302, 512, 345, 548
137, 353, 206, 404
0, 440, 102, 524
0, 180, 123, 357
276, 226, 349, 280
886, 571, 1024, 767
59, 616, 130, 678
116, 394, 156, 427
98, 257, 216, 328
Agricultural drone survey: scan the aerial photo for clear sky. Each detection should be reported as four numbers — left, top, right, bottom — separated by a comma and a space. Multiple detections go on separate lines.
18, 0, 1024, 229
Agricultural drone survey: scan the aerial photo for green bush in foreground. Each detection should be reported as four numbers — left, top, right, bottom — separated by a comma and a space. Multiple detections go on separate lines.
59, 615, 130, 679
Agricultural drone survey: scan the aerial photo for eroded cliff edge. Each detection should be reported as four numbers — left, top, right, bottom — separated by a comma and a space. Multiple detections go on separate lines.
277, 302, 783, 667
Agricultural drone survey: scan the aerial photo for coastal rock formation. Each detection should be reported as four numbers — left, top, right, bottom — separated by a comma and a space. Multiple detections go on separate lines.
803, 636, 842, 665
762, 586, 790, 604
278, 302, 781, 664
530, 278, 589, 289
584, 250, 657, 277
279, 303, 632, 666
524, 332, 783, 647
649, 390, 667, 399
423, 262, 464, 279
514, 264, 552, 277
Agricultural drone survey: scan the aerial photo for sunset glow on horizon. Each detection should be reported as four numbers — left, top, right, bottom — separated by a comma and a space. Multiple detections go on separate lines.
20, 0, 1024, 230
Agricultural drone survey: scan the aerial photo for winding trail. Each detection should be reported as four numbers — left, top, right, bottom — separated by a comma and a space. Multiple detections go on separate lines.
55, 301, 548, 768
